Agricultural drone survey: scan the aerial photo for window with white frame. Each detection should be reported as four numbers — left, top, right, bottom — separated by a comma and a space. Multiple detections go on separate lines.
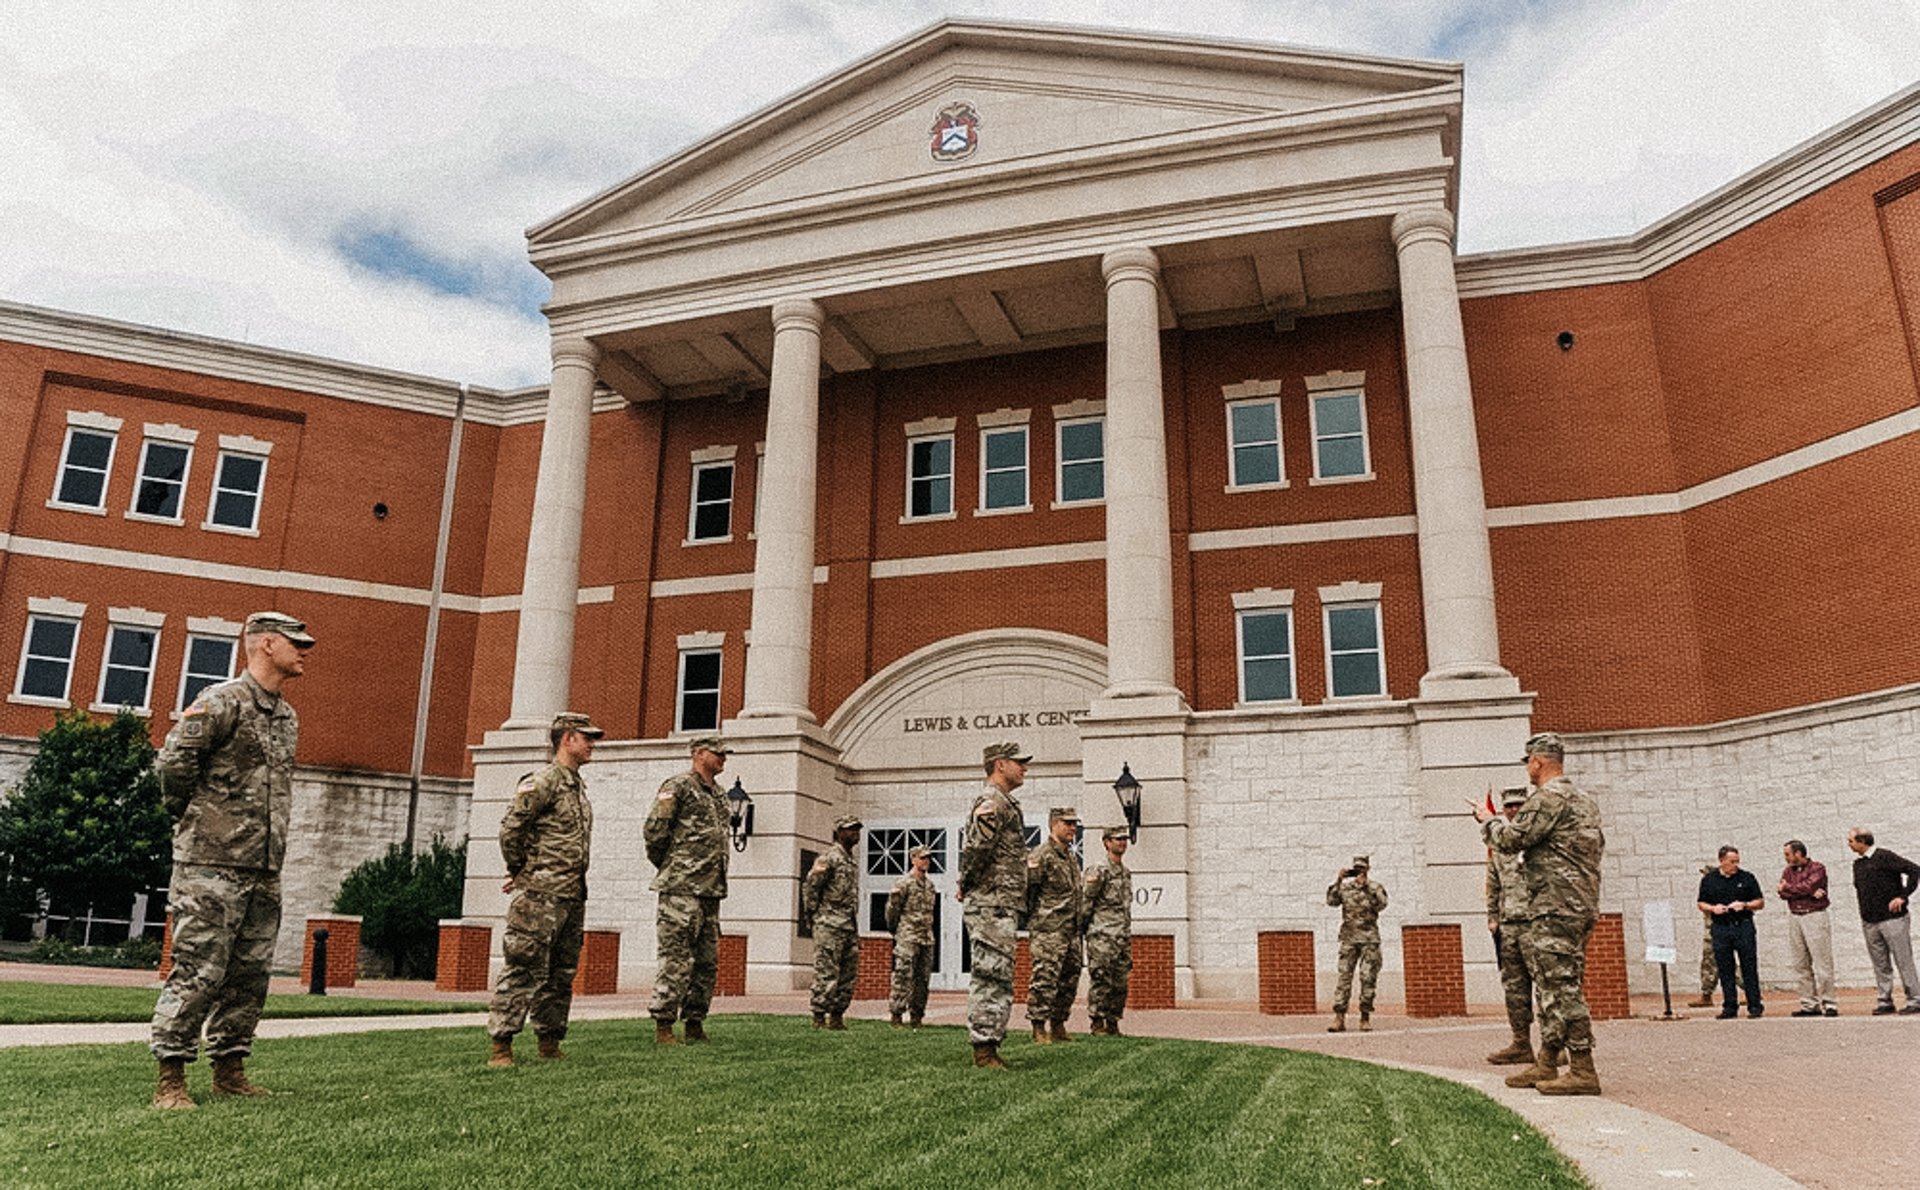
51, 413, 122, 512
978, 421, 1029, 513
1053, 403, 1105, 505
1220, 379, 1286, 490
130, 425, 197, 522
96, 610, 164, 712
178, 632, 238, 710
907, 434, 954, 519
1321, 583, 1386, 699
1233, 589, 1297, 704
688, 453, 735, 543
14, 600, 85, 704
206, 445, 269, 533
1307, 373, 1371, 482
675, 638, 723, 733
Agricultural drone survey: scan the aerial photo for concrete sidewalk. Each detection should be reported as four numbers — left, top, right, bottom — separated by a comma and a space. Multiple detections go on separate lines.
7, 964, 1911, 1189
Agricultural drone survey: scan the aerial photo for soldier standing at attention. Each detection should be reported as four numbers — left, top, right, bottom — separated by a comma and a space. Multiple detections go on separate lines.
957, 741, 1030, 1069
646, 736, 732, 1045
1474, 731, 1607, 1096
485, 711, 603, 1067
886, 844, 937, 1028
804, 815, 863, 1030
1326, 856, 1388, 1033
1026, 807, 1084, 1044
1484, 786, 1537, 1065
149, 611, 311, 1110
1083, 825, 1134, 1036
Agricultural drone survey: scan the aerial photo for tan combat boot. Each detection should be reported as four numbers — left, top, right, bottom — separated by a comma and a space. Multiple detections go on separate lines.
209, 1054, 270, 1097
1486, 1030, 1535, 1065
536, 1035, 564, 1060
890, 1012, 904, 1029
486, 1037, 514, 1068
1031, 1022, 1052, 1045
1105, 1018, 1123, 1037
1536, 1049, 1602, 1096
1050, 1020, 1071, 1043
1504, 1046, 1563, 1088
828, 1014, 848, 1031
655, 1020, 680, 1045
1685, 995, 1715, 1008
812, 1012, 827, 1030
1358, 1011, 1372, 1033
908, 1014, 924, 1029
683, 1019, 708, 1043
152, 1058, 195, 1110
1327, 1011, 1347, 1033
1088, 1016, 1107, 1035
972, 1041, 1007, 1069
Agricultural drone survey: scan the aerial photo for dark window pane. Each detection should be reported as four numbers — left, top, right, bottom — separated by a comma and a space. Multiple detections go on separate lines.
58, 469, 105, 507
219, 454, 264, 493
692, 501, 730, 540
682, 651, 721, 691
20, 658, 69, 699
985, 470, 1025, 509
67, 431, 113, 470
911, 438, 951, 478
102, 666, 149, 707
680, 691, 719, 731
910, 475, 951, 517
181, 671, 221, 707
1060, 460, 1103, 502
1233, 444, 1280, 486
1060, 420, 1102, 462
695, 464, 733, 502
145, 444, 188, 483
984, 429, 1025, 471
1331, 653, 1383, 698
1327, 606, 1379, 652
1318, 437, 1366, 478
212, 490, 257, 528
1230, 402, 1276, 443
109, 628, 155, 668
187, 637, 233, 676
134, 480, 178, 517
1240, 611, 1291, 659
1243, 657, 1293, 702
1315, 393, 1363, 436
28, 619, 77, 657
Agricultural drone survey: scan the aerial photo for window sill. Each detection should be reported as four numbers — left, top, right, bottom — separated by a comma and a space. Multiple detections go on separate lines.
1234, 697, 1301, 710
681, 535, 734, 548
90, 702, 152, 718
1048, 498, 1104, 511
1323, 692, 1390, 704
45, 499, 107, 517
125, 511, 185, 526
1225, 480, 1289, 494
1308, 472, 1375, 486
7, 692, 71, 709
973, 504, 1032, 518
202, 521, 262, 537
899, 511, 958, 524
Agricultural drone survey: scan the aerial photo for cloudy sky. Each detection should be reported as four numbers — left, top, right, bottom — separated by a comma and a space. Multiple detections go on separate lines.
4, 1, 1916, 388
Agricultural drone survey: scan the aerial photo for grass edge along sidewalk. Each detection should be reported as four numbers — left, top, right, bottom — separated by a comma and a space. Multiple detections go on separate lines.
0, 981, 483, 1024
0, 1015, 1589, 1190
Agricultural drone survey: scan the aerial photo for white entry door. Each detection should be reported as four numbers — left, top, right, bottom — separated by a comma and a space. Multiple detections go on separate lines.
861, 821, 968, 991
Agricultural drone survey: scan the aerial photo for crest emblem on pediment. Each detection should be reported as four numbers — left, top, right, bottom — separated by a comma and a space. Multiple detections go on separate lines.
929, 101, 981, 162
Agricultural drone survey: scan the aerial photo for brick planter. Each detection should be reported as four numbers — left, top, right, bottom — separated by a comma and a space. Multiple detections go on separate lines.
436, 919, 493, 992
1402, 922, 1467, 1017
716, 933, 747, 997
301, 914, 361, 989
1012, 935, 1033, 1000
572, 927, 621, 996
1584, 912, 1632, 1021
1256, 930, 1317, 1015
158, 913, 174, 981
1128, 934, 1176, 1010
855, 934, 893, 1000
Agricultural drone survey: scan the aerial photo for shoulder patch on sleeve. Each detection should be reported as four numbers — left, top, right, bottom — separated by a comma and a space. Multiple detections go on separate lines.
516, 773, 538, 795
974, 800, 998, 818
1027, 857, 1040, 869
657, 790, 677, 801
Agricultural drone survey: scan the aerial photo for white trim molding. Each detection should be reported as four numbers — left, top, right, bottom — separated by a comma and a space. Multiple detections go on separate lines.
217, 433, 274, 455
1051, 398, 1106, 420
1189, 515, 1417, 553
66, 410, 123, 431
676, 630, 727, 650
976, 406, 1032, 428
186, 615, 245, 636
871, 540, 1104, 580
1304, 369, 1366, 392
142, 422, 199, 444
1221, 379, 1284, 401
107, 606, 166, 628
1231, 587, 1296, 610
690, 443, 739, 464
903, 415, 956, 437
27, 595, 88, 617
1319, 580, 1383, 604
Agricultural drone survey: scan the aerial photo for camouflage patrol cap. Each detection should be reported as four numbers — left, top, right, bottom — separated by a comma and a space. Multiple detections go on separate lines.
983, 741, 1031, 764
1523, 732, 1565, 760
243, 611, 315, 646
551, 711, 604, 738
908, 844, 933, 861
1101, 825, 1130, 841
1049, 806, 1079, 825
1500, 786, 1530, 807
689, 735, 731, 755
834, 814, 863, 831
1350, 855, 1370, 870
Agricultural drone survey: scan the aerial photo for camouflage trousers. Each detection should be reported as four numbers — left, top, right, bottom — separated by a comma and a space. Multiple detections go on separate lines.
486, 891, 585, 1041
1026, 926, 1082, 1025
964, 904, 1018, 1044
1085, 931, 1132, 1021
1496, 920, 1534, 1034
1521, 913, 1595, 1053
150, 864, 281, 1062
649, 893, 721, 1024
1699, 918, 1719, 996
889, 940, 932, 1019
810, 924, 860, 1016
1332, 935, 1382, 1013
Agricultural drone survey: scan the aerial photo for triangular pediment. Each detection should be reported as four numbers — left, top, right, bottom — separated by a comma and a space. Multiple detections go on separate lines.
530, 20, 1459, 250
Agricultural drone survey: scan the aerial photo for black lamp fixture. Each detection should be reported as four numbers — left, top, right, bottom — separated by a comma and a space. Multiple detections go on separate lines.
726, 778, 754, 852
1112, 763, 1143, 843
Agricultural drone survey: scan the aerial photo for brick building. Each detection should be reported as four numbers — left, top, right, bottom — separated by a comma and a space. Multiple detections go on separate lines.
4, 22, 1917, 996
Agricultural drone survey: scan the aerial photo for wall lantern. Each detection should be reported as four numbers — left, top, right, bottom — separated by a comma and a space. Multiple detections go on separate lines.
727, 778, 754, 852
1112, 763, 1143, 843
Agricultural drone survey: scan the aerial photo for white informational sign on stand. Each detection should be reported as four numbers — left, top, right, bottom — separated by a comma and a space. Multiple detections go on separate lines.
1643, 900, 1678, 966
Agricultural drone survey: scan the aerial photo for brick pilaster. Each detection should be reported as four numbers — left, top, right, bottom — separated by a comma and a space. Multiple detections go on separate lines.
716, 933, 748, 997
1584, 912, 1632, 1021
1128, 934, 1176, 1009
1012, 935, 1032, 1000
1402, 922, 1467, 1017
158, 913, 174, 980
1256, 930, 1317, 1014
300, 914, 361, 989
855, 934, 893, 1000
571, 927, 621, 995
435, 919, 493, 992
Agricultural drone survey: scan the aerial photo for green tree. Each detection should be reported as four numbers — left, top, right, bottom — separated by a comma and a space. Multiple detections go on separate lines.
0, 709, 171, 940
333, 836, 467, 979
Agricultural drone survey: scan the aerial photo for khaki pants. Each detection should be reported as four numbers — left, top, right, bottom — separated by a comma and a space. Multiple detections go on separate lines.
1785, 911, 1837, 1011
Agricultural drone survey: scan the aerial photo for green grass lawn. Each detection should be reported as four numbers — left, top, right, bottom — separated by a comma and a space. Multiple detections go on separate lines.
0, 1015, 1589, 1189
0, 981, 482, 1024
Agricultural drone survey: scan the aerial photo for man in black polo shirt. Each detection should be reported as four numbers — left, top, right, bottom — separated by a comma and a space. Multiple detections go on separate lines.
1697, 845, 1765, 1019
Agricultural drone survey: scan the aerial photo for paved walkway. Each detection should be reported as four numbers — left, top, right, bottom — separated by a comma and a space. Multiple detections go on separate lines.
7, 964, 1914, 1189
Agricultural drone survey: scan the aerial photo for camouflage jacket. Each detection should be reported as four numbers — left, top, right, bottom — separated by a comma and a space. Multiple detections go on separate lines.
645, 771, 730, 898
499, 762, 592, 899
1083, 858, 1133, 939
886, 872, 936, 947
1025, 836, 1083, 935
803, 842, 861, 933
1327, 877, 1388, 943
1486, 843, 1530, 923
154, 672, 297, 872
1483, 776, 1605, 922
959, 784, 1027, 910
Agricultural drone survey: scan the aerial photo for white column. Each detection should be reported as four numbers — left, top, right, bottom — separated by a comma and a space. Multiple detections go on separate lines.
506, 337, 600, 727
739, 298, 824, 721
1100, 246, 1180, 701
1391, 208, 1517, 697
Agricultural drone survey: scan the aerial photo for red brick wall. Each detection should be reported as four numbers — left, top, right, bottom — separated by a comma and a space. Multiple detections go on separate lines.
571, 929, 620, 996
1256, 930, 1317, 1015
716, 933, 747, 997
1584, 913, 1632, 1022
158, 913, 174, 980
300, 916, 359, 989
1402, 923, 1467, 1017
1128, 934, 1176, 1010
854, 934, 893, 1000
1012, 935, 1032, 1001
435, 922, 492, 993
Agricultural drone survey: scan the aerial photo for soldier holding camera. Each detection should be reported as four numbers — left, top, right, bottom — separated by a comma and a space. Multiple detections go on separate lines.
1326, 856, 1387, 1032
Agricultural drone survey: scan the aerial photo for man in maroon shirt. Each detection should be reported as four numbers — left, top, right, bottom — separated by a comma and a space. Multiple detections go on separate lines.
1778, 840, 1837, 1017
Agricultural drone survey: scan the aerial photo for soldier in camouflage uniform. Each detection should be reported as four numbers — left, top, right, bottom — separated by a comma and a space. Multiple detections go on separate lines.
1326, 855, 1388, 1032
148, 610, 311, 1110
646, 735, 732, 1044
804, 815, 863, 1029
958, 741, 1030, 1069
1484, 786, 1536, 1064
1083, 825, 1133, 1035
886, 844, 936, 1027
485, 711, 602, 1067
1689, 867, 1720, 1008
1026, 806, 1084, 1044
1476, 731, 1607, 1096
